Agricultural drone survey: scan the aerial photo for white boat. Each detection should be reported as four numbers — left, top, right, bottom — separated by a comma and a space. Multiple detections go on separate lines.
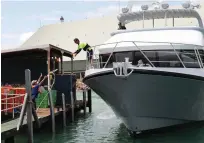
83, 1, 204, 136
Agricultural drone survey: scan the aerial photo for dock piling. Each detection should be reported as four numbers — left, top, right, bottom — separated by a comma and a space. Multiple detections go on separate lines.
87, 89, 92, 113
17, 93, 28, 130
47, 91, 55, 133
32, 104, 41, 128
70, 91, 74, 122
83, 90, 86, 115
62, 93, 66, 127
25, 69, 34, 143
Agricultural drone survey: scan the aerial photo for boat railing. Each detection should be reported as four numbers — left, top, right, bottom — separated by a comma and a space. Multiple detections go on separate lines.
85, 41, 204, 70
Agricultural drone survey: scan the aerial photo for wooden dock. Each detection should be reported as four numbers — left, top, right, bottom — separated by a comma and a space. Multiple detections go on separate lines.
1, 99, 89, 141
1, 108, 62, 140
1, 89, 92, 143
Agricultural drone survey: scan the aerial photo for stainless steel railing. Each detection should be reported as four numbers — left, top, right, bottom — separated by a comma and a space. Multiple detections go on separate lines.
85, 41, 204, 70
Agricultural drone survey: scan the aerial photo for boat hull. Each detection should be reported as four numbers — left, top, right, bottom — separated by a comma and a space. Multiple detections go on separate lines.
83, 69, 204, 133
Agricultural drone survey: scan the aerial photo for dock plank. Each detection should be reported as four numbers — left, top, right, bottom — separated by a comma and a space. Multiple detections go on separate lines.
1, 108, 62, 137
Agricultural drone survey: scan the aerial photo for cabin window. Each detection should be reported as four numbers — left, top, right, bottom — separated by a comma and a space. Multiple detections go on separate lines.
133, 50, 184, 67
133, 51, 157, 66
143, 51, 157, 66
157, 51, 182, 67
132, 51, 145, 65
99, 49, 204, 68
99, 53, 115, 68
180, 50, 203, 68
115, 52, 133, 62
198, 50, 204, 64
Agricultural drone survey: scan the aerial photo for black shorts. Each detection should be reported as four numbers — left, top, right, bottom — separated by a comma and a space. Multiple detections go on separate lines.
87, 49, 93, 61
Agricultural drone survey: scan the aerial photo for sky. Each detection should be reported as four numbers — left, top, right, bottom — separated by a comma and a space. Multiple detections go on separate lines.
1, 1, 128, 49
1, 0, 202, 49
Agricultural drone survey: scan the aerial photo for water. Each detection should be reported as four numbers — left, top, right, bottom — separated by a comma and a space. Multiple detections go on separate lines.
16, 92, 204, 143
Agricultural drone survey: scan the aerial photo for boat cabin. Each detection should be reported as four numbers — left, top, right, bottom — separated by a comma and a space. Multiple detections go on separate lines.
95, 8, 204, 69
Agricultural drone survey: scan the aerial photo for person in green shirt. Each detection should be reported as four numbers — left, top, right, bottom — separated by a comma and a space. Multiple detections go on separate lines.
72, 38, 93, 65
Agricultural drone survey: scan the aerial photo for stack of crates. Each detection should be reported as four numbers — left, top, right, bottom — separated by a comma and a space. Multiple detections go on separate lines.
36, 90, 57, 108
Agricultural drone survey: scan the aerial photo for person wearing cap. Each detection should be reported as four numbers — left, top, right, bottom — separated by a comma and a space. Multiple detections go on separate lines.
118, 22, 126, 30
72, 38, 93, 65
31, 73, 47, 110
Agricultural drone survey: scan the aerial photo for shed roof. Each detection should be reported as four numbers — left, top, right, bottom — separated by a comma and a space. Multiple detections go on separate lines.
1, 44, 73, 58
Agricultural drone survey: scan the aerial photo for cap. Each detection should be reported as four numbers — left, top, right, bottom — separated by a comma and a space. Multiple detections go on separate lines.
31, 80, 37, 86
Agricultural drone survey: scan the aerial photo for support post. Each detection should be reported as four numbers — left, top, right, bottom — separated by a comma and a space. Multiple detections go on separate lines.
62, 93, 66, 127
32, 105, 41, 128
71, 57, 73, 75
25, 69, 33, 143
47, 47, 55, 133
61, 51, 64, 74
152, 18, 154, 28
164, 11, 167, 27
142, 11, 144, 28
83, 91, 86, 115
17, 93, 28, 130
70, 57, 74, 122
12, 97, 14, 118
70, 91, 74, 122
87, 89, 92, 113
172, 17, 174, 27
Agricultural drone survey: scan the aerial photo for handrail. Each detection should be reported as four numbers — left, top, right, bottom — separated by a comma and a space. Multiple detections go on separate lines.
194, 47, 202, 68
91, 40, 204, 50
170, 43, 186, 68
1, 105, 23, 112
1, 94, 25, 100
1, 93, 25, 96
85, 40, 204, 70
132, 42, 155, 67
195, 47, 204, 68
103, 43, 118, 68
117, 9, 204, 28
1, 92, 25, 119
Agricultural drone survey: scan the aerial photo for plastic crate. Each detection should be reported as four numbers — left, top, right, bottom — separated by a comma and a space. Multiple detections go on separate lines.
36, 90, 56, 108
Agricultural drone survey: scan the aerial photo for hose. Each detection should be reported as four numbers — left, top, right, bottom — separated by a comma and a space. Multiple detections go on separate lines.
36, 70, 57, 112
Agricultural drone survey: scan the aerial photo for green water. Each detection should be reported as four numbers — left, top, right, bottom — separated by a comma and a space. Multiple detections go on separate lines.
16, 92, 204, 143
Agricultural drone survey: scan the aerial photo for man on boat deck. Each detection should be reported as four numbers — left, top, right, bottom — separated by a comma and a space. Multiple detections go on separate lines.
118, 22, 126, 30
72, 38, 93, 65
31, 73, 47, 110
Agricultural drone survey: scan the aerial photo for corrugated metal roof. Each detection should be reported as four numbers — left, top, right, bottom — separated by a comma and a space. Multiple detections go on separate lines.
1, 44, 49, 53
1, 44, 73, 57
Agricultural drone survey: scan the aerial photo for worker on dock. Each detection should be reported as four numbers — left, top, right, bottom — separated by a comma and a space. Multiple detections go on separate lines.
72, 38, 93, 66
31, 74, 47, 110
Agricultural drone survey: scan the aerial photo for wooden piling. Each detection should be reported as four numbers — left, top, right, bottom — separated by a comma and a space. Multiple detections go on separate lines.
17, 93, 28, 131
47, 46, 55, 133
25, 69, 33, 143
70, 91, 74, 122
47, 91, 55, 133
32, 104, 41, 128
62, 93, 66, 127
70, 60, 74, 122
83, 90, 86, 115
87, 89, 92, 113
